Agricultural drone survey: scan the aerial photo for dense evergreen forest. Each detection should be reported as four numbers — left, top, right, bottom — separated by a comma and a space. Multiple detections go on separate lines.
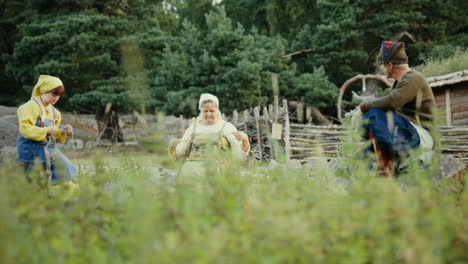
1, 0, 467, 118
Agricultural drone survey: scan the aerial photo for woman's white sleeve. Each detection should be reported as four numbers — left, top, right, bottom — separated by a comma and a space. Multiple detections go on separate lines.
223, 123, 246, 159
175, 123, 195, 158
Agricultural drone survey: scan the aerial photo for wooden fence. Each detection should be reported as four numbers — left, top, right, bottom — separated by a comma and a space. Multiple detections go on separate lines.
287, 124, 345, 162
285, 123, 468, 165
438, 126, 468, 164
176, 98, 468, 165
177, 96, 288, 161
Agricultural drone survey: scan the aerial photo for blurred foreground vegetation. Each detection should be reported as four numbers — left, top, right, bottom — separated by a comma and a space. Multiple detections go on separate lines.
0, 146, 466, 263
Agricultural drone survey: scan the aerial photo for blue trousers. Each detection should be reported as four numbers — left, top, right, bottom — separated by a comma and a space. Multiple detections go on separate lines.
363, 109, 420, 157
21, 149, 77, 185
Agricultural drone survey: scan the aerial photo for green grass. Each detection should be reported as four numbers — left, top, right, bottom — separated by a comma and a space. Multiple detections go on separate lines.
422, 49, 468, 77
0, 143, 466, 263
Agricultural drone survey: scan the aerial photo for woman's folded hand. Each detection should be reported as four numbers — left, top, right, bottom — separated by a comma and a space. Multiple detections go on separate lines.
234, 131, 250, 153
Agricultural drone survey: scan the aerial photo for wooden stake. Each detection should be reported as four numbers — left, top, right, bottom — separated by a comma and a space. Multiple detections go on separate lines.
445, 89, 452, 126
268, 104, 274, 120
179, 115, 185, 137
274, 96, 279, 123
263, 106, 274, 159
271, 73, 279, 96
297, 102, 304, 124
306, 106, 312, 124
254, 107, 263, 160
283, 99, 291, 160
233, 110, 239, 127
243, 110, 249, 135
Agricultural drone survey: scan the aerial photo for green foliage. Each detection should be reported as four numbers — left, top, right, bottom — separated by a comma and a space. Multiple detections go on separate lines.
148, 7, 304, 117
69, 78, 133, 112
2, 1, 172, 112
422, 49, 468, 77
222, 0, 269, 35
308, 2, 369, 85
169, 0, 214, 31
289, 24, 315, 73
306, 0, 468, 86
1, 0, 467, 118
293, 67, 338, 108
0, 146, 466, 263
222, 0, 320, 38
0, 0, 37, 105
4, 12, 126, 109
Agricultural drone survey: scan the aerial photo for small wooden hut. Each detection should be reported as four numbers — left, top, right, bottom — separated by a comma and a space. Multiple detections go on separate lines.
427, 70, 468, 126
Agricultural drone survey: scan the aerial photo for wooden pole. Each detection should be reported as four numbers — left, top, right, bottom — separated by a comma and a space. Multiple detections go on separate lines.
445, 88, 452, 126
243, 110, 249, 135
263, 106, 273, 160
179, 115, 185, 137
96, 102, 113, 144
274, 95, 279, 123
297, 102, 304, 124
283, 99, 291, 160
311, 107, 331, 126
268, 104, 274, 120
337, 74, 392, 122
306, 106, 312, 124
233, 110, 239, 127
272, 73, 279, 96
254, 107, 263, 160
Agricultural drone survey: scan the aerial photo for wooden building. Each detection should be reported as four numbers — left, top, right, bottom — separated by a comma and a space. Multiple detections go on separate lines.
427, 70, 468, 126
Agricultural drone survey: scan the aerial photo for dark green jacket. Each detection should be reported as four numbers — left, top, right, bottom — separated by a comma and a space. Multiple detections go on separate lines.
366, 70, 436, 126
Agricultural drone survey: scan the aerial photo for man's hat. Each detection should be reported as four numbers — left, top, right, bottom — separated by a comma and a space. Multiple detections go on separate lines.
377, 41, 408, 65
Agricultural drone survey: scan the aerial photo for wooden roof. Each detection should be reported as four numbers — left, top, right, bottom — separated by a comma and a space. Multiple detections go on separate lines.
427, 69, 468, 88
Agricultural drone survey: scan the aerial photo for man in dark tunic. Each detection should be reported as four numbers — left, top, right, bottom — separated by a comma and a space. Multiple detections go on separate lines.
359, 41, 436, 176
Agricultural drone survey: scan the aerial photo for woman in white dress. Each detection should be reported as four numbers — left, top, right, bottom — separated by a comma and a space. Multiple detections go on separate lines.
171, 93, 250, 177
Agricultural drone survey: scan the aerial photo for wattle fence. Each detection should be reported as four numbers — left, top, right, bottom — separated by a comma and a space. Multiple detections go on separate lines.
176, 98, 468, 166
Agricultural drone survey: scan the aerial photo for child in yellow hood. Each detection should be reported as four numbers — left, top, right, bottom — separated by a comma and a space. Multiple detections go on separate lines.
17, 75, 79, 197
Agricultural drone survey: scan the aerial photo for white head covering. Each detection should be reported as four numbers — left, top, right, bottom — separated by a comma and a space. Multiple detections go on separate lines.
197, 93, 223, 122
198, 93, 219, 110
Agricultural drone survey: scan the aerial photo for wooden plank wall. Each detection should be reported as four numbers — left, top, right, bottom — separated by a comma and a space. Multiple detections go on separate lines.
433, 89, 448, 125
433, 83, 468, 126
451, 84, 468, 126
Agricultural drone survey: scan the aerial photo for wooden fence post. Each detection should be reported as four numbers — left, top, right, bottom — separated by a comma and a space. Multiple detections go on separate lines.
243, 110, 249, 135
254, 107, 263, 160
268, 104, 274, 120
272, 73, 279, 96
283, 99, 291, 160
178, 115, 185, 137
263, 106, 274, 160
306, 106, 312, 124
274, 95, 279, 123
297, 102, 304, 124
233, 110, 239, 127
